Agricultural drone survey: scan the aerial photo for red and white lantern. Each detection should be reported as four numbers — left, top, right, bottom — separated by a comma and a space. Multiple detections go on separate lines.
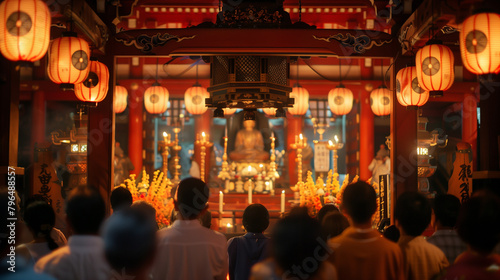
185, 85, 209, 115
328, 85, 354, 116
396, 66, 429, 108
144, 83, 169, 114
74, 60, 109, 103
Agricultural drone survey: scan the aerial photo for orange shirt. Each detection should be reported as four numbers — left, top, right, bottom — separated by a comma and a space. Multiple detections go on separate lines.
328, 227, 405, 280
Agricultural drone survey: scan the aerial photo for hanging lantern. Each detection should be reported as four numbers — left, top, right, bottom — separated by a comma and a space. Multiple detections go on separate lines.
223, 108, 237, 116
0, 0, 50, 62
47, 32, 91, 90
460, 13, 500, 75
263, 107, 277, 116
396, 66, 429, 108
416, 41, 454, 97
74, 59, 109, 103
288, 86, 309, 115
144, 83, 169, 114
370, 85, 391, 116
328, 85, 354, 116
185, 84, 209, 115
114, 85, 128, 113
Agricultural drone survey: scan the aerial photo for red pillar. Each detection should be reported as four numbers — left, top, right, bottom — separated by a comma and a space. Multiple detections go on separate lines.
287, 114, 303, 186
194, 111, 213, 182
462, 93, 478, 170
359, 89, 375, 181
32, 91, 46, 145
128, 88, 143, 175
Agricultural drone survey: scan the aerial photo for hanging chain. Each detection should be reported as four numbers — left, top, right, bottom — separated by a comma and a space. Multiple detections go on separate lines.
299, 0, 302, 22
338, 58, 342, 84
195, 61, 199, 85
296, 58, 300, 86
156, 57, 159, 83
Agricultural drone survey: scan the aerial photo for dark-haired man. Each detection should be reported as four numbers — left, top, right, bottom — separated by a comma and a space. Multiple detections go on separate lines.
228, 204, 270, 280
35, 185, 111, 280
110, 186, 133, 212
151, 178, 228, 280
395, 191, 448, 280
328, 181, 404, 280
427, 194, 466, 264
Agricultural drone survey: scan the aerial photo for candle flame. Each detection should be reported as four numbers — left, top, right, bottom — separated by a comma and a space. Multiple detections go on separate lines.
226, 223, 232, 228
248, 165, 252, 171
334, 135, 339, 143
219, 191, 223, 194
299, 133, 303, 140
328, 140, 333, 146
202, 132, 205, 137
163, 132, 167, 137
282, 190, 285, 194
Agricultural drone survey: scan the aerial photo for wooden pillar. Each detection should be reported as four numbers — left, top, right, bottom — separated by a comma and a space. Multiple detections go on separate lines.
478, 76, 500, 171
128, 87, 143, 175
87, 54, 115, 212
287, 113, 302, 186
359, 89, 375, 181
194, 111, 213, 182
462, 93, 478, 170
390, 56, 418, 222
0, 58, 22, 183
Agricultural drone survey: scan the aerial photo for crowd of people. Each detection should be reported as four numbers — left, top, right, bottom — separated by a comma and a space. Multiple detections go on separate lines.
1, 177, 500, 280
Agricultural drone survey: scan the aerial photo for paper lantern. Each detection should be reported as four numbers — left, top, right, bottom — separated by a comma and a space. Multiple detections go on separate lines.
223, 108, 237, 116
114, 85, 128, 113
396, 66, 429, 107
460, 13, 500, 75
370, 85, 391, 116
416, 41, 454, 97
0, 0, 50, 62
184, 85, 209, 115
263, 107, 277, 116
47, 32, 90, 90
328, 85, 354, 116
74, 60, 109, 103
288, 86, 309, 115
144, 83, 169, 114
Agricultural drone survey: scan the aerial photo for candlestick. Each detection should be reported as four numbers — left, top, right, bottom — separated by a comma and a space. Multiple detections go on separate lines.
248, 180, 253, 204
281, 190, 285, 213
172, 127, 182, 183
160, 131, 174, 177
219, 191, 224, 214
291, 133, 308, 183
326, 138, 344, 174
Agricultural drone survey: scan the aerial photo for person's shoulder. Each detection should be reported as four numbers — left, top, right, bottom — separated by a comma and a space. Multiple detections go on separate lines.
34, 246, 70, 271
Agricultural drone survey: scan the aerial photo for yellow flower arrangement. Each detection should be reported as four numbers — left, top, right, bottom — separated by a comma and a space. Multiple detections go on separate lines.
292, 170, 380, 224
120, 170, 174, 229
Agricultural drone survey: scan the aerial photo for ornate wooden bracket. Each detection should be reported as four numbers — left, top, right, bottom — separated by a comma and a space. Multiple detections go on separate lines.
115, 33, 197, 54
313, 33, 392, 54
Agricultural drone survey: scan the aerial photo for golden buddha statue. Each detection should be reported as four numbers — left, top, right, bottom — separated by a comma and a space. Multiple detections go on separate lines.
229, 120, 270, 161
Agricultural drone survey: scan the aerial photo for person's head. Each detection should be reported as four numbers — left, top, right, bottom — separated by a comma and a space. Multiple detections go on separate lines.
243, 120, 256, 131
103, 208, 157, 277
316, 204, 339, 225
383, 225, 400, 243
130, 201, 157, 230
321, 211, 349, 240
395, 191, 431, 236
66, 185, 106, 235
243, 204, 269, 233
457, 193, 500, 254
341, 181, 377, 225
110, 187, 133, 212
272, 207, 324, 279
433, 194, 461, 229
24, 200, 58, 250
174, 177, 209, 220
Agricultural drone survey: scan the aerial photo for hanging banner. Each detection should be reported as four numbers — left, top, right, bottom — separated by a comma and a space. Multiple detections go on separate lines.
379, 174, 390, 220
314, 142, 330, 172
448, 142, 473, 203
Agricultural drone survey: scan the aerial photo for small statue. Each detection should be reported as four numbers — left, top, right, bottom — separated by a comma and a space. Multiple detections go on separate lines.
229, 120, 270, 161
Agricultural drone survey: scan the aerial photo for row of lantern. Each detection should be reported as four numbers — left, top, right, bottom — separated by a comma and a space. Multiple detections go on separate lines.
0, 0, 110, 103
397, 12, 500, 108
115, 82, 390, 117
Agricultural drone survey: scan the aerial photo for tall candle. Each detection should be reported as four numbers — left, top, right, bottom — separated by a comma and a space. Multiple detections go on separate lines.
219, 191, 223, 213
248, 180, 253, 204
281, 190, 285, 213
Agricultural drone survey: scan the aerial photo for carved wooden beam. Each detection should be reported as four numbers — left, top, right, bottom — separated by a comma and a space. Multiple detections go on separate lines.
110, 28, 397, 57
398, 0, 459, 55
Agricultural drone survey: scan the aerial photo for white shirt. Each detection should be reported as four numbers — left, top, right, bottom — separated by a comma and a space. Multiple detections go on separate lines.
34, 235, 111, 280
152, 219, 228, 280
